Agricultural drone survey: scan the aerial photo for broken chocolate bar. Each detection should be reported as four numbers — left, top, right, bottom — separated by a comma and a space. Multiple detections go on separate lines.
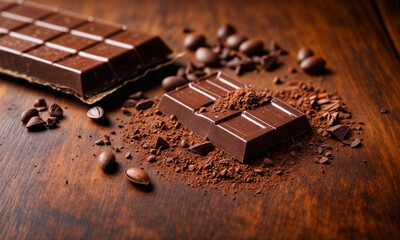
0, 1, 172, 100
158, 71, 311, 162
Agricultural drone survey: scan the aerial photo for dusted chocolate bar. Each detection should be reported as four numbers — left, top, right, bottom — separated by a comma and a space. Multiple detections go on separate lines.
158, 72, 311, 162
0, 1, 172, 101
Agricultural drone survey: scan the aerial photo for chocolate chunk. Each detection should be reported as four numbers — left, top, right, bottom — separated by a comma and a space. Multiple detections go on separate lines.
122, 99, 138, 108
161, 76, 188, 91
351, 138, 361, 148
0, 2, 172, 101
189, 141, 215, 156
87, 106, 105, 121
26, 116, 46, 131
98, 150, 116, 172
183, 33, 206, 51
239, 39, 264, 56
319, 157, 330, 164
124, 167, 150, 185
273, 76, 283, 84
217, 24, 236, 40
45, 117, 58, 129
380, 108, 388, 113
20, 108, 39, 123
195, 47, 220, 66
260, 55, 277, 71
48, 103, 63, 118
155, 137, 169, 150
95, 139, 104, 145
127, 91, 143, 100
225, 34, 247, 49
158, 71, 311, 162
33, 98, 46, 108
297, 48, 314, 63
226, 57, 241, 69
327, 124, 350, 140
300, 56, 326, 73
135, 99, 154, 110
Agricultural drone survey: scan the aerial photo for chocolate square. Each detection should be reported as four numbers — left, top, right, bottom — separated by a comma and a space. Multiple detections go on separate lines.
1, 2, 56, 23
79, 42, 142, 79
10, 24, 63, 44
71, 21, 124, 41
46, 33, 98, 53
35, 11, 90, 32
0, 15, 27, 34
53, 55, 117, 96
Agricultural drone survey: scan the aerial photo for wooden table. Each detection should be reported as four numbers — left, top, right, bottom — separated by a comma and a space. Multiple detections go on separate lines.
1, 0, 400, 239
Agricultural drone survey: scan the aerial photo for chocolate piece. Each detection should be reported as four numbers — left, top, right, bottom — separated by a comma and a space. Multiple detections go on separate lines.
155, 137, 169, 150
48, 103, 63, 118
11, 24, 63, 44
0, 1, 16, 11
87, 106, 105, 121
26, 116, 46, 131
326, 124, 350, 140
20, 108, 39, 123
0, 2, 172, 100
105, 30, 172, 67
46, 33, 98, 53
125, 168, 150, 185
351, 138, 361, 148
70, 20, 124, 41
189, 141, 215, 156
158, 71, 311, 162
0, 15, 27, 34
35, 11, 89, 32
1, 2, 56, 23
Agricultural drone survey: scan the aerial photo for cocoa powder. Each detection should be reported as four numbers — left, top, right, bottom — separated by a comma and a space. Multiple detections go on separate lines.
116, 80, 364, 195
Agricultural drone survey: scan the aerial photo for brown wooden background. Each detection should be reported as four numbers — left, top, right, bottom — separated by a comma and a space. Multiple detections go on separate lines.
1, 0, 400, 239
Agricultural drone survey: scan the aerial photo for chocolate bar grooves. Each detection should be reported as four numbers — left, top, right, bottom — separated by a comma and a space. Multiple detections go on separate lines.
158, 71, 311, 162
0, 1, 173, 102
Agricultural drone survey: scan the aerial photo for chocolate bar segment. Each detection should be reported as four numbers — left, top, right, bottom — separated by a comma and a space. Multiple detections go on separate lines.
0, 1, 172, 99
35, 11, 90, 32
1, 2, 56, 23
158, 72, 311, 162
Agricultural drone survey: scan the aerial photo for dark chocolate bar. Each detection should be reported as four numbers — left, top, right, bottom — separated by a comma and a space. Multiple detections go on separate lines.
158, 72, 311, 162
0, 1, 172, 99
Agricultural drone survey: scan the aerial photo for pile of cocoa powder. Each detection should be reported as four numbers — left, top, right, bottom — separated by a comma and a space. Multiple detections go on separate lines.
115, 79, 364, 196
212, 87, 272, 112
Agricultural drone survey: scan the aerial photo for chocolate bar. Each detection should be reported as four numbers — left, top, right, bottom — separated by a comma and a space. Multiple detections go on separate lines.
0, 1, 172, 100
158, 72, 311, 162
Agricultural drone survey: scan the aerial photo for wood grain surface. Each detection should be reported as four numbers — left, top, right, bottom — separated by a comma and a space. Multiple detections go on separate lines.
0, 0, 400, 239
